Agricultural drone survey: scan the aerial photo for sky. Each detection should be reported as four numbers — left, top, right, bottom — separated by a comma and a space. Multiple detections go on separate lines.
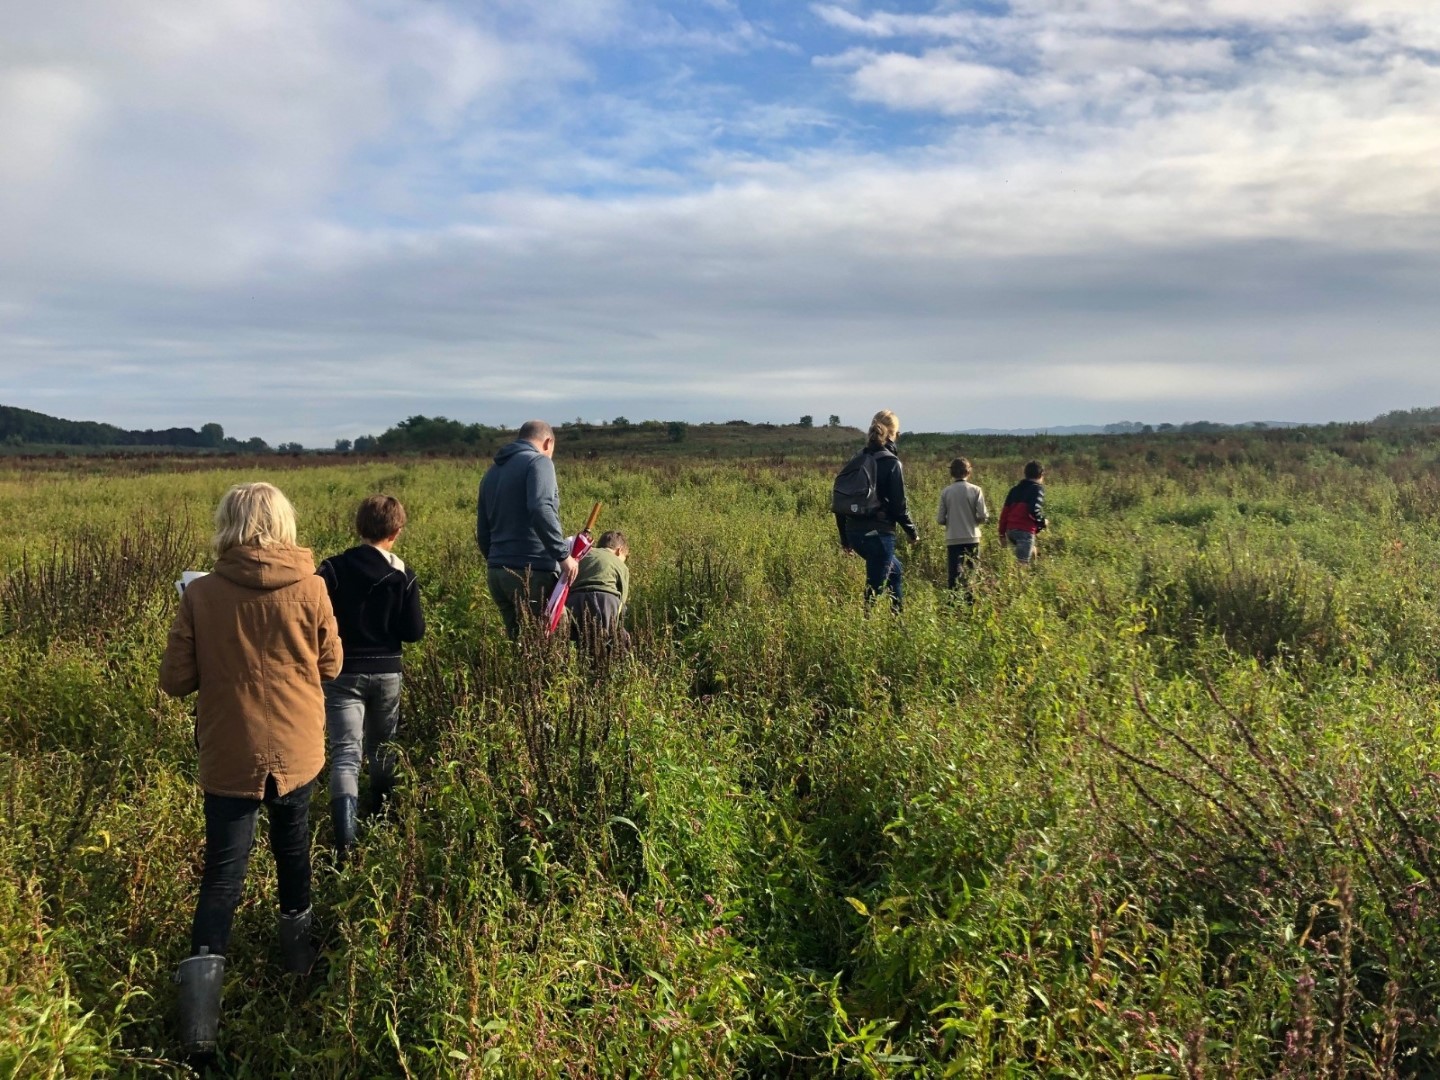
1, 0, 1438, 444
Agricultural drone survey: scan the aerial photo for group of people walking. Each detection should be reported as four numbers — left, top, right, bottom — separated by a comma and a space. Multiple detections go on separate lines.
834, 409, 1049, 610
158, 421, 628, 1054
159, 486, 423, 1054
157, 413, 1044, 1056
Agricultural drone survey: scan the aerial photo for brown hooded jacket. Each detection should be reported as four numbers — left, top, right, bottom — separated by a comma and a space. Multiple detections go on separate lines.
160, 544, 342, 798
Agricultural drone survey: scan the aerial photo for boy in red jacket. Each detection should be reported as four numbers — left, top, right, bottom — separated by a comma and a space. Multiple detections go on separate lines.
998, 461, 1047, 564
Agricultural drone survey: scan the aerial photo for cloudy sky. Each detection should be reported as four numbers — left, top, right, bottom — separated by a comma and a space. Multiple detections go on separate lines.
2, 0, 1438, 443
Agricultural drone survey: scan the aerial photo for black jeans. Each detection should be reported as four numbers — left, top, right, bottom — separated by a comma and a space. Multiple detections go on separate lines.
191, 776, 314, 956
946, 542, 980, 594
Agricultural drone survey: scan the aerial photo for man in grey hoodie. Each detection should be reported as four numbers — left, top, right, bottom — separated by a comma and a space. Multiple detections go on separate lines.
476, 420, 580, 638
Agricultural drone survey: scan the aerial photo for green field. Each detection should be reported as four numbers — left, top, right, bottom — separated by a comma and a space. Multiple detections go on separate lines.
4, 430, 1440, 1076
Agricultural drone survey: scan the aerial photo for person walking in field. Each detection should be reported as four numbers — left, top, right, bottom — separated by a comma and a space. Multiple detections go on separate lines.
317, 495, 425, 864
937, 457, 987, 598
833, 409, 919, 611
160, 482, 341, 1056
565, 529, 632, 650
476, 420, 580, 639
999, 460, 1047, 564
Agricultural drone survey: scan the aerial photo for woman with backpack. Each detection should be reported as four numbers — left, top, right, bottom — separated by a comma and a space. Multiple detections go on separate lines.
832, 409, 919, 611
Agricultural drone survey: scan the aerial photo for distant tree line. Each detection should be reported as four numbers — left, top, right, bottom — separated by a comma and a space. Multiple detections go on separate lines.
0, 405, 268, 451
347, 414, 696, 453
363, 415, 503, 452
1372, 406, 1440, 428
12, 399, 1440, 457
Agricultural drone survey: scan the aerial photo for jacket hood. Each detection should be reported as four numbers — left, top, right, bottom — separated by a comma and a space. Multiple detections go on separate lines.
214, 544, 317, 590
494, 439, 541, 465
329, 543, 406, 585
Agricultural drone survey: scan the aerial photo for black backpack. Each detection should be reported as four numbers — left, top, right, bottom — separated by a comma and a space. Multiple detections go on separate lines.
832, 449, 891, 517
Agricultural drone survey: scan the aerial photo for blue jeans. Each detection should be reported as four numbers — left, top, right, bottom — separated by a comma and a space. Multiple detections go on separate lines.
846, 527, 902, 610
192, 776, 313, 955
1007, 530, 1036, 563
324, 672, 402, 801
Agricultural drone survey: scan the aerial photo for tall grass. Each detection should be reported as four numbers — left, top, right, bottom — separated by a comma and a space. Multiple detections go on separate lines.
2, 436, 1440, 1075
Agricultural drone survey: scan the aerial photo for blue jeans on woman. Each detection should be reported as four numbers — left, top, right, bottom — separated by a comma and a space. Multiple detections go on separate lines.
845, 527, 903, 611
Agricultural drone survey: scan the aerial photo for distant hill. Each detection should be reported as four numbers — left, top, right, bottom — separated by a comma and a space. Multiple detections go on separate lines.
0, 404, 269, 452
960, 420, 1304, 436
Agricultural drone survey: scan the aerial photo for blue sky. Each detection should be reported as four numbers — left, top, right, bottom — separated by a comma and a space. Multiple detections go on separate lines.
2, 0, 1439, 443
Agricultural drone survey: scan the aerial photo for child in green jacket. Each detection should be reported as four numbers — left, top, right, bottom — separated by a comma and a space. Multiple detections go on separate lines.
566, 531, 631, 647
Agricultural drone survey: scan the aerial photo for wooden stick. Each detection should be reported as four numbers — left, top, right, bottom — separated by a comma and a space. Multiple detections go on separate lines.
582, 501, 603, 534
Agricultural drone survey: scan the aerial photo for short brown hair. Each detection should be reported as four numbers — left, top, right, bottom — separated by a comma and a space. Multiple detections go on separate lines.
1024, 460, 1044, 480
949, 457, 971, 479
356, 494, 406, 542
596, 530, 628, 555
518, 419, 555, 444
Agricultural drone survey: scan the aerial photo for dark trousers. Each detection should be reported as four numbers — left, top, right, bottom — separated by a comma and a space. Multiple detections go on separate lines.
191, 776, 314, 956
565, 591, 631, 651
486, 565, 559, 639
946, 542, 980, 595
845, 527, 902, 611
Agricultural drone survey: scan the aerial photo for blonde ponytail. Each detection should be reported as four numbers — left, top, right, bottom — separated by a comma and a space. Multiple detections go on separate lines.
867, 409, 900, 447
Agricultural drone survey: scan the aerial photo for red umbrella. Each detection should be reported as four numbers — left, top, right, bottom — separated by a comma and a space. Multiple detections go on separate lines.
545, 501, 603, 635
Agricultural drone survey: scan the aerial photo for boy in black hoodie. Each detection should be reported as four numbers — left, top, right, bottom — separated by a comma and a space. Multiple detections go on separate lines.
318, 495, 425, 861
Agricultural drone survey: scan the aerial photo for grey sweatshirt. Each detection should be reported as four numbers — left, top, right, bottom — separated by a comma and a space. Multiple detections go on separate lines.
937, 480, 988, 544
476, 440, 569, 573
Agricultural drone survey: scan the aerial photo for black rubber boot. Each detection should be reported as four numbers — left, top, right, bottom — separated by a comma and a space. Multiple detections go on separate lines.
175, 948, 225, 1056
331, 795, 357, 864
365, 750, 398, 819
278, 907, 317, 975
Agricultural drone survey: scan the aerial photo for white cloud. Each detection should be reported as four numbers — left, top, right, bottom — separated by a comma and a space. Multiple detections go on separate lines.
846, 51, 1019, 112
804, 0, 1440, 258
812, 5, 979, 39
1034, 33, 1235, 75
0, 0, 550, 285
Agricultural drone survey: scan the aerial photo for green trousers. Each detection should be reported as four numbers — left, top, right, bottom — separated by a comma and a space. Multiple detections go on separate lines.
486, 565, 559, 639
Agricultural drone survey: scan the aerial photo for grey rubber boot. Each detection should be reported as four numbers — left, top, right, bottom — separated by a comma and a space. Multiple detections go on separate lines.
331, 795, 357, 864
175, 949, 225, 1056
278, 907, 317, 975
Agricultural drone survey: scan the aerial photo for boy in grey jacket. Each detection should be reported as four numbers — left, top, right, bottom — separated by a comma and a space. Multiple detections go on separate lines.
937, 457, 987, 596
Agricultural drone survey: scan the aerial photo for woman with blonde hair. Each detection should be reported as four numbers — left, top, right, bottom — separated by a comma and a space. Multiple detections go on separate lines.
832, 409, 919, 610
161, 482, 341, 1055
